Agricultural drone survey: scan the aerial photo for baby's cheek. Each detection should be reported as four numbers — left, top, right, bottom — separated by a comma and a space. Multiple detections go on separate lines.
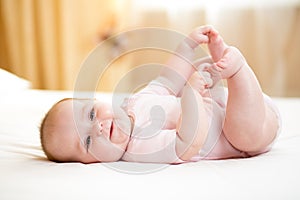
112, 127, 130, 145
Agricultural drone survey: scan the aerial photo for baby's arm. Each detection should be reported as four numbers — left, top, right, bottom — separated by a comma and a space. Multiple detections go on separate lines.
159, 26, 214, 96
175, 85, 209, 161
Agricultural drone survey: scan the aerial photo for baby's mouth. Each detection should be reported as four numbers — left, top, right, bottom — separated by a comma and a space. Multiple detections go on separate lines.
109, 121, 113, 139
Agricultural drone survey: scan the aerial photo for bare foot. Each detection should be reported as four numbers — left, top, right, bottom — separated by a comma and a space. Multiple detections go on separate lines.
205, 27, 246, 80
207, 27, 228, 62
186, 26, 246, 81
209, 47, 246, 79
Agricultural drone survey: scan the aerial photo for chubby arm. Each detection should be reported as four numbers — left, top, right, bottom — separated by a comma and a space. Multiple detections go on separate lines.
175, 85, 209, 161
159, 26, 214, 96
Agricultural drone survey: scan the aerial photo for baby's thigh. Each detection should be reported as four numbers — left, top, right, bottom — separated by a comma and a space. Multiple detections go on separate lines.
247, 95, 282, 156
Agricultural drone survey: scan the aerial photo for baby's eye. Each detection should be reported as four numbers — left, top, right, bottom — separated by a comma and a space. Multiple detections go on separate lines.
89, 108, 95, 121
86, 136, 91, 152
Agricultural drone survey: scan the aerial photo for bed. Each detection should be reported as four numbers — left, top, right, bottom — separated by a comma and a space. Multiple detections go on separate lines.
1, 69, 300, 200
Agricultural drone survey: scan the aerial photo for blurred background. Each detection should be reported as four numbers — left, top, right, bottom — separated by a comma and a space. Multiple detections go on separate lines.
0, 0, 299, 96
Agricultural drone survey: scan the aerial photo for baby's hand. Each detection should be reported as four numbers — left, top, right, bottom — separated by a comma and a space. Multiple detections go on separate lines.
193, 56, 222, 87
188, 70, 212, 97
185, 26, 213, 49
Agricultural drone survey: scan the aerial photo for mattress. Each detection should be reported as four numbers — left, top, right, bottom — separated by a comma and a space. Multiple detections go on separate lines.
1, 87, 300, 200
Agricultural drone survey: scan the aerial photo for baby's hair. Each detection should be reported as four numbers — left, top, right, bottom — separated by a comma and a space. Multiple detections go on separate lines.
40, 98, 73, 162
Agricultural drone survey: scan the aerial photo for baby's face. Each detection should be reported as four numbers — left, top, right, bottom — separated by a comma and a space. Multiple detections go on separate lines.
51, 99, 132, 163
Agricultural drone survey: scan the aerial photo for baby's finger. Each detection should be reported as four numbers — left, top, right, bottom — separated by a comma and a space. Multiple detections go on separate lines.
195, 71, 211, 88
200, 71, 213, 88
193, 56, 213, 71
205, 77, 213, 88
195, 62, 213, 72
204, 64, 222, 86
187, 25, 217, 47
206, 63, 222, 75
196, 25, 215, 35
201, 71, 211, 78
186, 33, 209, 48
208, 26, 219, 37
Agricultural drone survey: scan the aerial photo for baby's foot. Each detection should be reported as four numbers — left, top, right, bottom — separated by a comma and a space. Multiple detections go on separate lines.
207, 27, 228, 62
208, 46, 246, 79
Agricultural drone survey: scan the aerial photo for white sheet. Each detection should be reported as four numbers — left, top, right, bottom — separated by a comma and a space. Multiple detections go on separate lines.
1, 89, 300, 200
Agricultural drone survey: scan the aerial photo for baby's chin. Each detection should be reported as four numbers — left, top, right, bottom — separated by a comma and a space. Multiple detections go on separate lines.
92, 146, 126, 162
110, 123, 131, 146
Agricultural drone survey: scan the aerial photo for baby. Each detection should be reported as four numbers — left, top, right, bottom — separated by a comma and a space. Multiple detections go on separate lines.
40, 25, 281, 164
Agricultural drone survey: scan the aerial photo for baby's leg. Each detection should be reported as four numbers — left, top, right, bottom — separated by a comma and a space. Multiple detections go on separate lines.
221, 49, 279, 152
192, 26, 278, 152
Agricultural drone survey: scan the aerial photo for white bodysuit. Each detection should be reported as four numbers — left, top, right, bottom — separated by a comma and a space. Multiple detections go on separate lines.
121, 78, 280, 164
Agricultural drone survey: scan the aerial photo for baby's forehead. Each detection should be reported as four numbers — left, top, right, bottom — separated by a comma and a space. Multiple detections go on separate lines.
56, 98, 94, 110
53, 98, 96, 129
51, 98, 100, 123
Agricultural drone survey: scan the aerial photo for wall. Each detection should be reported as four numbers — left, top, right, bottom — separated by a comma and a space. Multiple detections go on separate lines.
1, 0, 299, 96
127, 0, 300, 97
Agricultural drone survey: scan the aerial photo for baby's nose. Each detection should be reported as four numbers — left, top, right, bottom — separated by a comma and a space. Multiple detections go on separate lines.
93, 120, 103, 136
